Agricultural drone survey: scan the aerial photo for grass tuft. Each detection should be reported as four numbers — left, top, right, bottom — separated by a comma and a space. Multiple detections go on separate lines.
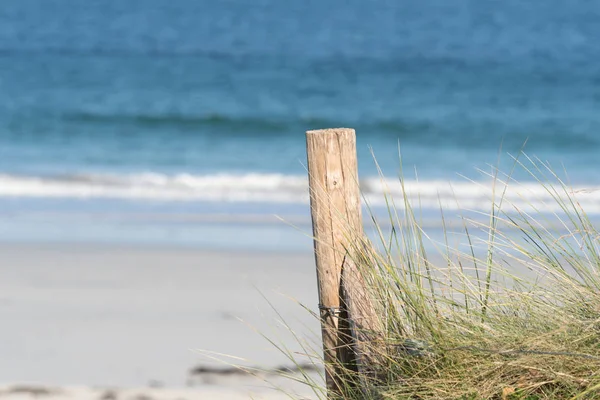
282, 154, 600, 399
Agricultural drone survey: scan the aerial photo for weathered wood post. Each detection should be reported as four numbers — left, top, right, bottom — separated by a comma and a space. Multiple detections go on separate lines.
306, 128, 381, 396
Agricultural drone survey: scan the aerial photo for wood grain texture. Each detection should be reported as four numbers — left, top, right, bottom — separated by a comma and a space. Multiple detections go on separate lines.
306, 128, 382, 395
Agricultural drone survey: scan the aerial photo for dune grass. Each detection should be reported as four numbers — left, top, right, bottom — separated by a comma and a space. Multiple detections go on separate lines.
276, 154, 600, 399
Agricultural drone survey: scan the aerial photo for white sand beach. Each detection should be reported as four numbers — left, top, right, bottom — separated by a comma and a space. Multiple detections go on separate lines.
0, 244, 322, 399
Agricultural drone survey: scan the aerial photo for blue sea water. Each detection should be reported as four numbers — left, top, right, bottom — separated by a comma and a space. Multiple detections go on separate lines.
1, 0, 600, 249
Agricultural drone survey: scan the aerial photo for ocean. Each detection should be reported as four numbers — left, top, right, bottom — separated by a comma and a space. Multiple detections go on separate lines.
1, 0, 600, 250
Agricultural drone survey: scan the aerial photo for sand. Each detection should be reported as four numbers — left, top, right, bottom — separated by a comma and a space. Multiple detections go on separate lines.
0, 243, 322, 399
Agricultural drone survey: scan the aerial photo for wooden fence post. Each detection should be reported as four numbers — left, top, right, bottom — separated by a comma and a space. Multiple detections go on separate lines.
306, 128, 382, 396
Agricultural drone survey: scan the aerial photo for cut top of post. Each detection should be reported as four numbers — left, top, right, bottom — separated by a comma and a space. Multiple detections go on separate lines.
305, 128, 363, 237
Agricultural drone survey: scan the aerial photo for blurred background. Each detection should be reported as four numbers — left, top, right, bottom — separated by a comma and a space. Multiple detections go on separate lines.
2, 0, 600, 250
2, 0, 600, 393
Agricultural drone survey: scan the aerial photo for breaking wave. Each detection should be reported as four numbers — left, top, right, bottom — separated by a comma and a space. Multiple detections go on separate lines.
1, 172, 600, 214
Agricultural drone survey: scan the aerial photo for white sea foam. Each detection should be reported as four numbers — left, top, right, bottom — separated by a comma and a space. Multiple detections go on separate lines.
0, 172, 310, 203
0, 172, 600, 214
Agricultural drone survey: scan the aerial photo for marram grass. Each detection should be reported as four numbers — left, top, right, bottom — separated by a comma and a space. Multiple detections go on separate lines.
278, 155, 600, 400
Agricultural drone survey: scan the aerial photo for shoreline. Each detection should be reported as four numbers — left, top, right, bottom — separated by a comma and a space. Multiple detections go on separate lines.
0, 240, 316, 256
